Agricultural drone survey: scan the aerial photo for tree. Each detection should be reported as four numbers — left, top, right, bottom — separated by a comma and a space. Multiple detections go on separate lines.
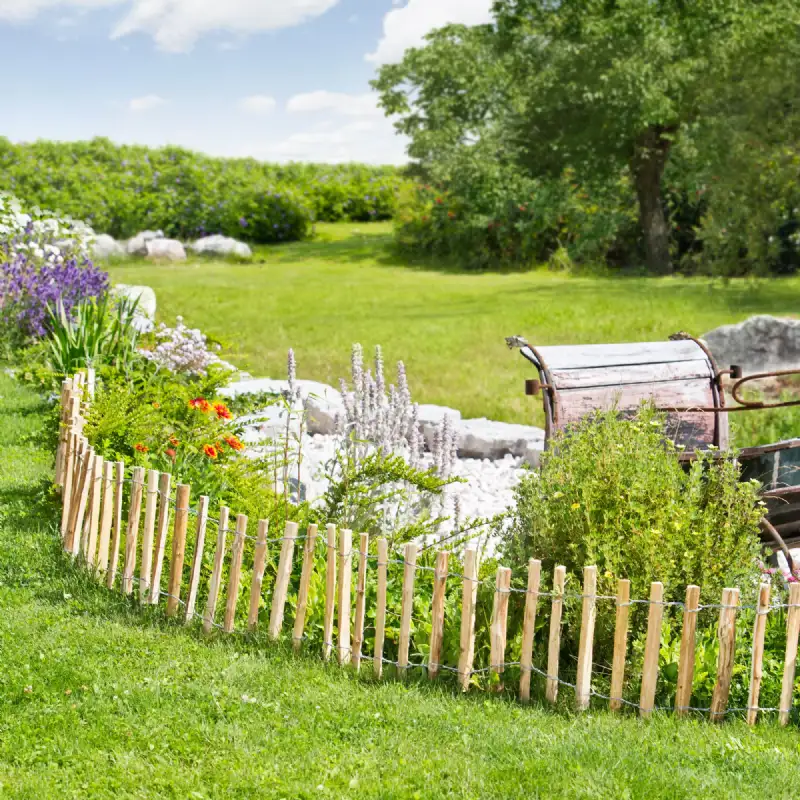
374, 0, 798, 273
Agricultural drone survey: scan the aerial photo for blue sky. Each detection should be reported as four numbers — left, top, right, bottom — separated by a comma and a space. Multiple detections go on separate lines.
0, 0, 492, 164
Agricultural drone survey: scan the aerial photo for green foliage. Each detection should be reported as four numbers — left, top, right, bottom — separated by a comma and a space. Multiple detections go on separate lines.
0, 138, 409, 244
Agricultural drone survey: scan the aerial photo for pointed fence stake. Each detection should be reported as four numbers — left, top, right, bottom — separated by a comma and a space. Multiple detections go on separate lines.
138, 469, 160, 602
269, 521, 299, 639
398, 542, 418, 679
323, 524, 337, 661
202, 506, 230, 634
519, 558, 542, 703
545, 565, 567, 705
710, 588, 739, 722
374, 538, 388, 679
223, 513, 247, 632
336, 528, 353, 664
352, 533, 369, 670
293, 524, 319, 650
575, 565, 597, 711
747, 583, 771, 725
779, 582, 800, 726
106, 461, 125, 589
247, 520, 269, 631
458, 547, 479, 692
165, 484, 191, 616
609, 579, 631, 711
639, 582, 665, 718
184, 495, 210, 624
490, 566, 512, 692
150, 472, 172, 604
96, 461, 115, 575
675, 585, 701, 716
428, 550, 450, 681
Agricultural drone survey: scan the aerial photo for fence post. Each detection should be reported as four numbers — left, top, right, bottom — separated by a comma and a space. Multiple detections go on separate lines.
575, 565, 598, 711
519, 558, 542, 703
150, 472, 172, 604
675, 585, 701, 716
336, 528, 353, 665
66, 443, 92, 556
96, 461, 114, 574
374, 537, 388, 678
60, 430, 78, 541
222, 513, 247, 632
609, 578, 631, 711
458, 547, 479, 692
247, 519, 269, 631
428, 550, 450, 681
546, 565, 567, 704
121, 466, 145, 594
54, 379, 72, 486
710, 587, 740, 722
780, 582, 800, 726
352, 533, 369, 670
269, 521, 299, 639
106, 461, 125, 589
293, 524, 319, 650
184, 495, 210, 624
397, 542, 418, 679
165, 484, 191, 616
84, 454, 103, 565
323, 524, 337, 661
202, 506, 229, 634
747, 583, 771, 725
639, 581, 664, 718
138, 469, 160, 602
489, 566, 512, 691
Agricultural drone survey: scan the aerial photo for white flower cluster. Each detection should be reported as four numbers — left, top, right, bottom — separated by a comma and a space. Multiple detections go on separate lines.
0, 192, 95, 264
139, 316, 227, 375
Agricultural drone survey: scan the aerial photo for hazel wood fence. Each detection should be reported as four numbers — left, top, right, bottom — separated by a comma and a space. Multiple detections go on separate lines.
53, 373, 800, 725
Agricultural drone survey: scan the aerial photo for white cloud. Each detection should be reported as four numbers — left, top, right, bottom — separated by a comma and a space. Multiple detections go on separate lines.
128, 94, 167, 112
239, 94, 277, 115
287, 91, 381, 118
367, 0, 493, 64
0, 0, 341, 51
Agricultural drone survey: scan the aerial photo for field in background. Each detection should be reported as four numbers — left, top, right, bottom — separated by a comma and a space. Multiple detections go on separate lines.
110, 222, 800, 439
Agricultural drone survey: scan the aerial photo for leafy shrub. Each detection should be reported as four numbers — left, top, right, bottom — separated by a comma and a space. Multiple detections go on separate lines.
0, 138, 409, 244
499, 406, 764, 656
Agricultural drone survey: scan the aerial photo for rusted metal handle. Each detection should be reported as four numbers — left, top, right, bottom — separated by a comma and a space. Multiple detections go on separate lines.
761, 517, 795, 576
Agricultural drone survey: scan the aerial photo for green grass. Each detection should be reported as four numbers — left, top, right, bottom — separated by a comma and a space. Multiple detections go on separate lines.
3, 373, 800, 799
110, 222, 800, 431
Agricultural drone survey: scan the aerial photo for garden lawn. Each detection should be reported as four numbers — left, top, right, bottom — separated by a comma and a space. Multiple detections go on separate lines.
110, 222, 800, 429
2, 374, 800, 800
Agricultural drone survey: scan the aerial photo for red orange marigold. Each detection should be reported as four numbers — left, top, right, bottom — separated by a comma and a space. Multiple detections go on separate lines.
135, 443, 148, 453
203, 444, 218, 459
224, 435, 245, 452
213, 402, 232, 420
189, 397, 212, 413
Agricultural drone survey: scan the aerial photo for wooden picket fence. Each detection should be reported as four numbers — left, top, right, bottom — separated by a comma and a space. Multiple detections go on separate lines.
53, 372, 800, 726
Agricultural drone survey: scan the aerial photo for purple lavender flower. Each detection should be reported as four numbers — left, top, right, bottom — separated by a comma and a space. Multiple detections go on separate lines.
239, 217, 248, 228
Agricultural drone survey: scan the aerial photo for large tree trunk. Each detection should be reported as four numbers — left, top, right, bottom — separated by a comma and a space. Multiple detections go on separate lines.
632, 126, 673, 274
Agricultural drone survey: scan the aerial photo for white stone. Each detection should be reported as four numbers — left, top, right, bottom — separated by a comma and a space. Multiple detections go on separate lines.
702, 315, 800, 376
126, 230, 164, 256
146, 238, 187, 262
221, 378, 337, 403
238, 405, 303, 445
457, 418, 545, 465
305, 388, 345, 435
416, 404, 462, 448
189, 235, 252, 259
93, 234, 125, 260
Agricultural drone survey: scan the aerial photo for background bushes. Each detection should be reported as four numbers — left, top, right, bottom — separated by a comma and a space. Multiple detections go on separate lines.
0, 138, 408, 244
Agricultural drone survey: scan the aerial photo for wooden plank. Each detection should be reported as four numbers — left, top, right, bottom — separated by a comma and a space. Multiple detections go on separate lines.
550, 360, 712, 390
536, 339, 704, 371
428, 550, 450, 681
122, 466, 145, 595
639, 582, 665, 718
609, 579, 631, 711
489, 566, 512, 691
202, 506, 230, 634
323, 524, 337, 661
60, 430, 78, 541
149, 472, 172, 604
184, 495, 210, 624
54, 380, 72, 486
165, 484, 191, 616
292, 523, 319, 650
95, 460, 115, 574
223, 513, 247, 632
675, 585, 701, 716
138, 469, 160, 602
780, 582, 800, 726
519, 558, 542, 703
747, 583, 771, 725
710, 588, 740, 722
79, 450, 97, 558
374, 537, 388, 679
247, 519, 269, 631
106, 461, 125, 589
575, 565, 598, 711
458, 548, 479, 692
351, 532, 369, 670
84, 454, 103, 565
336, 528, 353, 664
65, 442, 92, 555
397, 542, 418, 678
269, 521, 299, 639
545, 565, 567, 704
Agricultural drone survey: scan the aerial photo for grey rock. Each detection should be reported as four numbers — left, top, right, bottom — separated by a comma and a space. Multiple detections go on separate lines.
237, 406, 303, 445
457, 418, 545, 466
305, 388, 345, 435
703, 315, 800, 375
146, 238, 187, 262
93, 234, 125, 260
126, 230, 165, 256
416, 404, 462, 448
189, 235, 252, 259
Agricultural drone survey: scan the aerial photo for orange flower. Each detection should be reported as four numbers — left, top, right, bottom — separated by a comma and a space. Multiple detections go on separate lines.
213, 402, 232, 420
165, 448, 176, 460
135, 443, 148, 453
203, 444, 218, 459
152, 401, 161, 409
189, 397, 211, 413
169, 436, 180, 446
224, 435, 245, 452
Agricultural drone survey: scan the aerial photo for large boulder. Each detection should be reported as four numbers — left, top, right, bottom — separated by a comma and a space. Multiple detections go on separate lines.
93, 234, 125, 260
703, 315, 800, 375
416, 404, 462, 449
305, 387, 345, 435
111, 284, 156, 333
189, 235, 252, 259
146, 238, 187, 262
126, 230, 165, 256
457, 418, 545, 466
